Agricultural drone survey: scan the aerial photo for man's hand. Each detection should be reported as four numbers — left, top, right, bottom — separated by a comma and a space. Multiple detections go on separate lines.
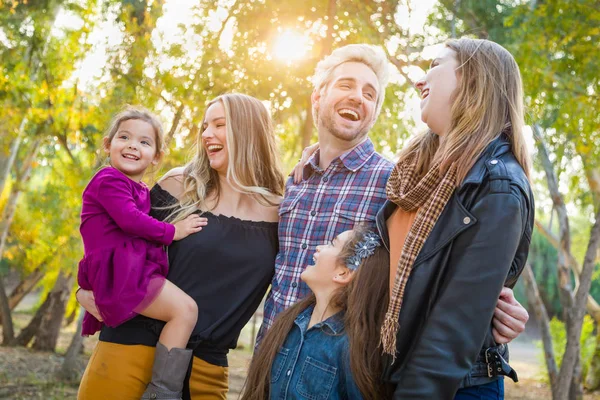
76, 289, 103, 322
492, 287, 529, 343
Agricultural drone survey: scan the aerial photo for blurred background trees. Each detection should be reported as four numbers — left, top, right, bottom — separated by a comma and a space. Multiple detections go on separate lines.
0, 1, 598, 398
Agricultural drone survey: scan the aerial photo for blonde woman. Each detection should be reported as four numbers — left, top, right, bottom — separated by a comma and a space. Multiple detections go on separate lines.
77, 93, 285, 400
379, 38, 534, 399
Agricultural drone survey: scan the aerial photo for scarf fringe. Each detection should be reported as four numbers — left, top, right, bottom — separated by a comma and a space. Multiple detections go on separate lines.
380, 312, 400, 363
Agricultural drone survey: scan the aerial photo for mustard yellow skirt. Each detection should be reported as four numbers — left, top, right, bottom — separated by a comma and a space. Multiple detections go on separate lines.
78, 341, 229, 400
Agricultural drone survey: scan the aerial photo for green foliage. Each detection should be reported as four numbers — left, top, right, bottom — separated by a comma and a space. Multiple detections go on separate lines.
536, 315, 596, 382
0, 1, 598, 338
0, 0, 426, 320
513, 228, 562, 317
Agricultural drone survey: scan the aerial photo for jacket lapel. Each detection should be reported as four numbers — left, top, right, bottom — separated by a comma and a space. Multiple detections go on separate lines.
413, 193, 476, 268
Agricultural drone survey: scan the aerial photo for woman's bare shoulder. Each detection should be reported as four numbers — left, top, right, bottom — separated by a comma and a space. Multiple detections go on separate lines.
157, 167, 186, 199
260, 194, 282, 223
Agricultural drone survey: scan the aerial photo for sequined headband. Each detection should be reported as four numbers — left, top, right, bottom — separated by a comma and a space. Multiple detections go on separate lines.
346, 231, 381, 271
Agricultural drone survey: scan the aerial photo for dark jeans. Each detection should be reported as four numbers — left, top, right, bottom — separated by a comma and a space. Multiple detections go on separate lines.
454, 379, 504, 400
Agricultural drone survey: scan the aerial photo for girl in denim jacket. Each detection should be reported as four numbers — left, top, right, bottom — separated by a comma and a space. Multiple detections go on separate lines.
243, 227, 390, 400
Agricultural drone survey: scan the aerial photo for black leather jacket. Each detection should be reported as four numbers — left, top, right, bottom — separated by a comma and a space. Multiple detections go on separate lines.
377, 136, 534, 399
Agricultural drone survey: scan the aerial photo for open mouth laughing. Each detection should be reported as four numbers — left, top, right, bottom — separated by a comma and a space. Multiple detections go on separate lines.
338, 108, 361, 122
206, 143, 224, 155
122, 153, 140, 161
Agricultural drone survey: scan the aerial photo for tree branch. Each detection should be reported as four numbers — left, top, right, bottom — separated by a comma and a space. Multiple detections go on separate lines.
534, 220, 600, 322
523, 263, 558, 391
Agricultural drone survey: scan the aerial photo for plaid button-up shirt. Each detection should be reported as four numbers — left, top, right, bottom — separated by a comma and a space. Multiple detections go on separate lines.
260, 138, 393, 337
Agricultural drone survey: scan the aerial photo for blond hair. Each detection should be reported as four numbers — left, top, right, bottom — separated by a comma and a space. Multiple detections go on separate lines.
104, 105, 166, 155
399, 38, 531, 183
312, 44, 390, 122
167, 93, 285, 223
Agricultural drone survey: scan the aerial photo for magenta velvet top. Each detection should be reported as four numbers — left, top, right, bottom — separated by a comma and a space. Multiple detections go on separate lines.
77, 167, 176, 335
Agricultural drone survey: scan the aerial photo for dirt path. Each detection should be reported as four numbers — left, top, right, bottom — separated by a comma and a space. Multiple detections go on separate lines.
504, 335, 551, 399
1, 315, 599, 400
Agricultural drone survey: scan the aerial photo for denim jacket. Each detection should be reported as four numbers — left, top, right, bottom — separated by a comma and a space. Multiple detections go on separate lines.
270, 306, 363, 399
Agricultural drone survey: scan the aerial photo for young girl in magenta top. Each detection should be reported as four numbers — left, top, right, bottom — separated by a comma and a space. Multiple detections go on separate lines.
77, 106, 206, 399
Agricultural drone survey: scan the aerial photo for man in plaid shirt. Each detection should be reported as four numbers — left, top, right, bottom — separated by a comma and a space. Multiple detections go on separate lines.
259, 44, 394, 338
258, 43, 529, 344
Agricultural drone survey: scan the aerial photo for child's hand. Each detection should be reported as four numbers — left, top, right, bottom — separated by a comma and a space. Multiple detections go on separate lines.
173, 214, 207, 240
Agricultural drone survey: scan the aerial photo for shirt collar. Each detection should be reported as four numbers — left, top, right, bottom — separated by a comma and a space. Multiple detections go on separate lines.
295, 304, 345, 335
302, 138, 376, 180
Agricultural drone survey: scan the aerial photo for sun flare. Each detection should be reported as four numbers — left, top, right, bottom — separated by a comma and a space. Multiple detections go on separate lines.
272, 30, 311, 62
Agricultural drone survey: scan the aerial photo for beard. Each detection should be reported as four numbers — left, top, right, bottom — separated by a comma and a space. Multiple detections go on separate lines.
318, 107, 371, 143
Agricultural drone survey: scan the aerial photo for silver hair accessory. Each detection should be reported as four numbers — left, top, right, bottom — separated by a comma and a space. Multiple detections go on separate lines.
346, 231, 381, 271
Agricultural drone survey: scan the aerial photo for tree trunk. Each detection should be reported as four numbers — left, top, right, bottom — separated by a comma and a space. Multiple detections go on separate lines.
164, 103, 185, 147
0, 266, 44, 326
15, 271, 71, 350
64, 307, 77, 326
15, 292, 53, 347
0, 138, 43, 344
569, 355, 584, 400
57, 306, 85, 382
0, 138, 42, 257
556, 208, 600, 399
0, 2, 59, 197
0, 125, 25, 197
522, 263, 559, 392
534, 220, 600, 322
32, 272, 73, 352
8, 267, 44, 310
0, 275, 15, 346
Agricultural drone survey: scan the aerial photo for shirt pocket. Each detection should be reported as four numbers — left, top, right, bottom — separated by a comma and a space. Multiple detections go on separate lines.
296, 356, 337, 400
278, 190, 302, 217
270, 347, 290, 384
334, 200, 378, 227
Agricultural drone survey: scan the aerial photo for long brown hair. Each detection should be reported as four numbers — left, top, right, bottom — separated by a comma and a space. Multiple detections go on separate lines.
167, 93, 285, 223
399, 38, 531, 183
242, 227, 390, 399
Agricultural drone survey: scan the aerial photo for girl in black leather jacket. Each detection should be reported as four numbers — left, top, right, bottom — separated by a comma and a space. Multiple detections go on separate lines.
379, 38, 534, 400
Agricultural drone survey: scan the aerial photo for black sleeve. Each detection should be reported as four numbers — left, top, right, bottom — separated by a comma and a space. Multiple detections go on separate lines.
149, 184, 178, 222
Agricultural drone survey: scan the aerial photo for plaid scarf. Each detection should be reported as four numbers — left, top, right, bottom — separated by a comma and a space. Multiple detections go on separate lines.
381, 153, 458, 360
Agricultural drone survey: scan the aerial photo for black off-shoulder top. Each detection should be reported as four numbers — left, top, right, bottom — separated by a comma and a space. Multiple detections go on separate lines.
99, 184, 279, 367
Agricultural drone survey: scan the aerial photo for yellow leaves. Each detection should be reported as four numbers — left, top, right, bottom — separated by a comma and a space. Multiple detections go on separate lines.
8, 0, 24, 14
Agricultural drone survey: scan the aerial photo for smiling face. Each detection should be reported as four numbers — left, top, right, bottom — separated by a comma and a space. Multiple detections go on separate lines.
201, 101, 229, 174
313, 62, 379, 145
415, 47, 460, 136
103, 119, 159, 181
301, 230, 354, 291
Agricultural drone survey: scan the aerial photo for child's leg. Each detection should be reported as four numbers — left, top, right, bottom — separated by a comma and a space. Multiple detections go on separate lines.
139, 280, 198, 400
139, 280, 198, 349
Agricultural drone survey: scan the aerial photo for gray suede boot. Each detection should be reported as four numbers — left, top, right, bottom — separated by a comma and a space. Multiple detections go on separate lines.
141, 342, 193, 400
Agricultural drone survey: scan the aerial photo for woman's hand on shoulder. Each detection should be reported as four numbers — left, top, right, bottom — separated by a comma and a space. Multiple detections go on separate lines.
158, 167, 186, 200
291, 142, 319, 184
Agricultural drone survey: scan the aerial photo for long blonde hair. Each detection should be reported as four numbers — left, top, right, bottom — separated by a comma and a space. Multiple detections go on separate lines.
167, 93, 285, 223
399, 38, 531, 183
